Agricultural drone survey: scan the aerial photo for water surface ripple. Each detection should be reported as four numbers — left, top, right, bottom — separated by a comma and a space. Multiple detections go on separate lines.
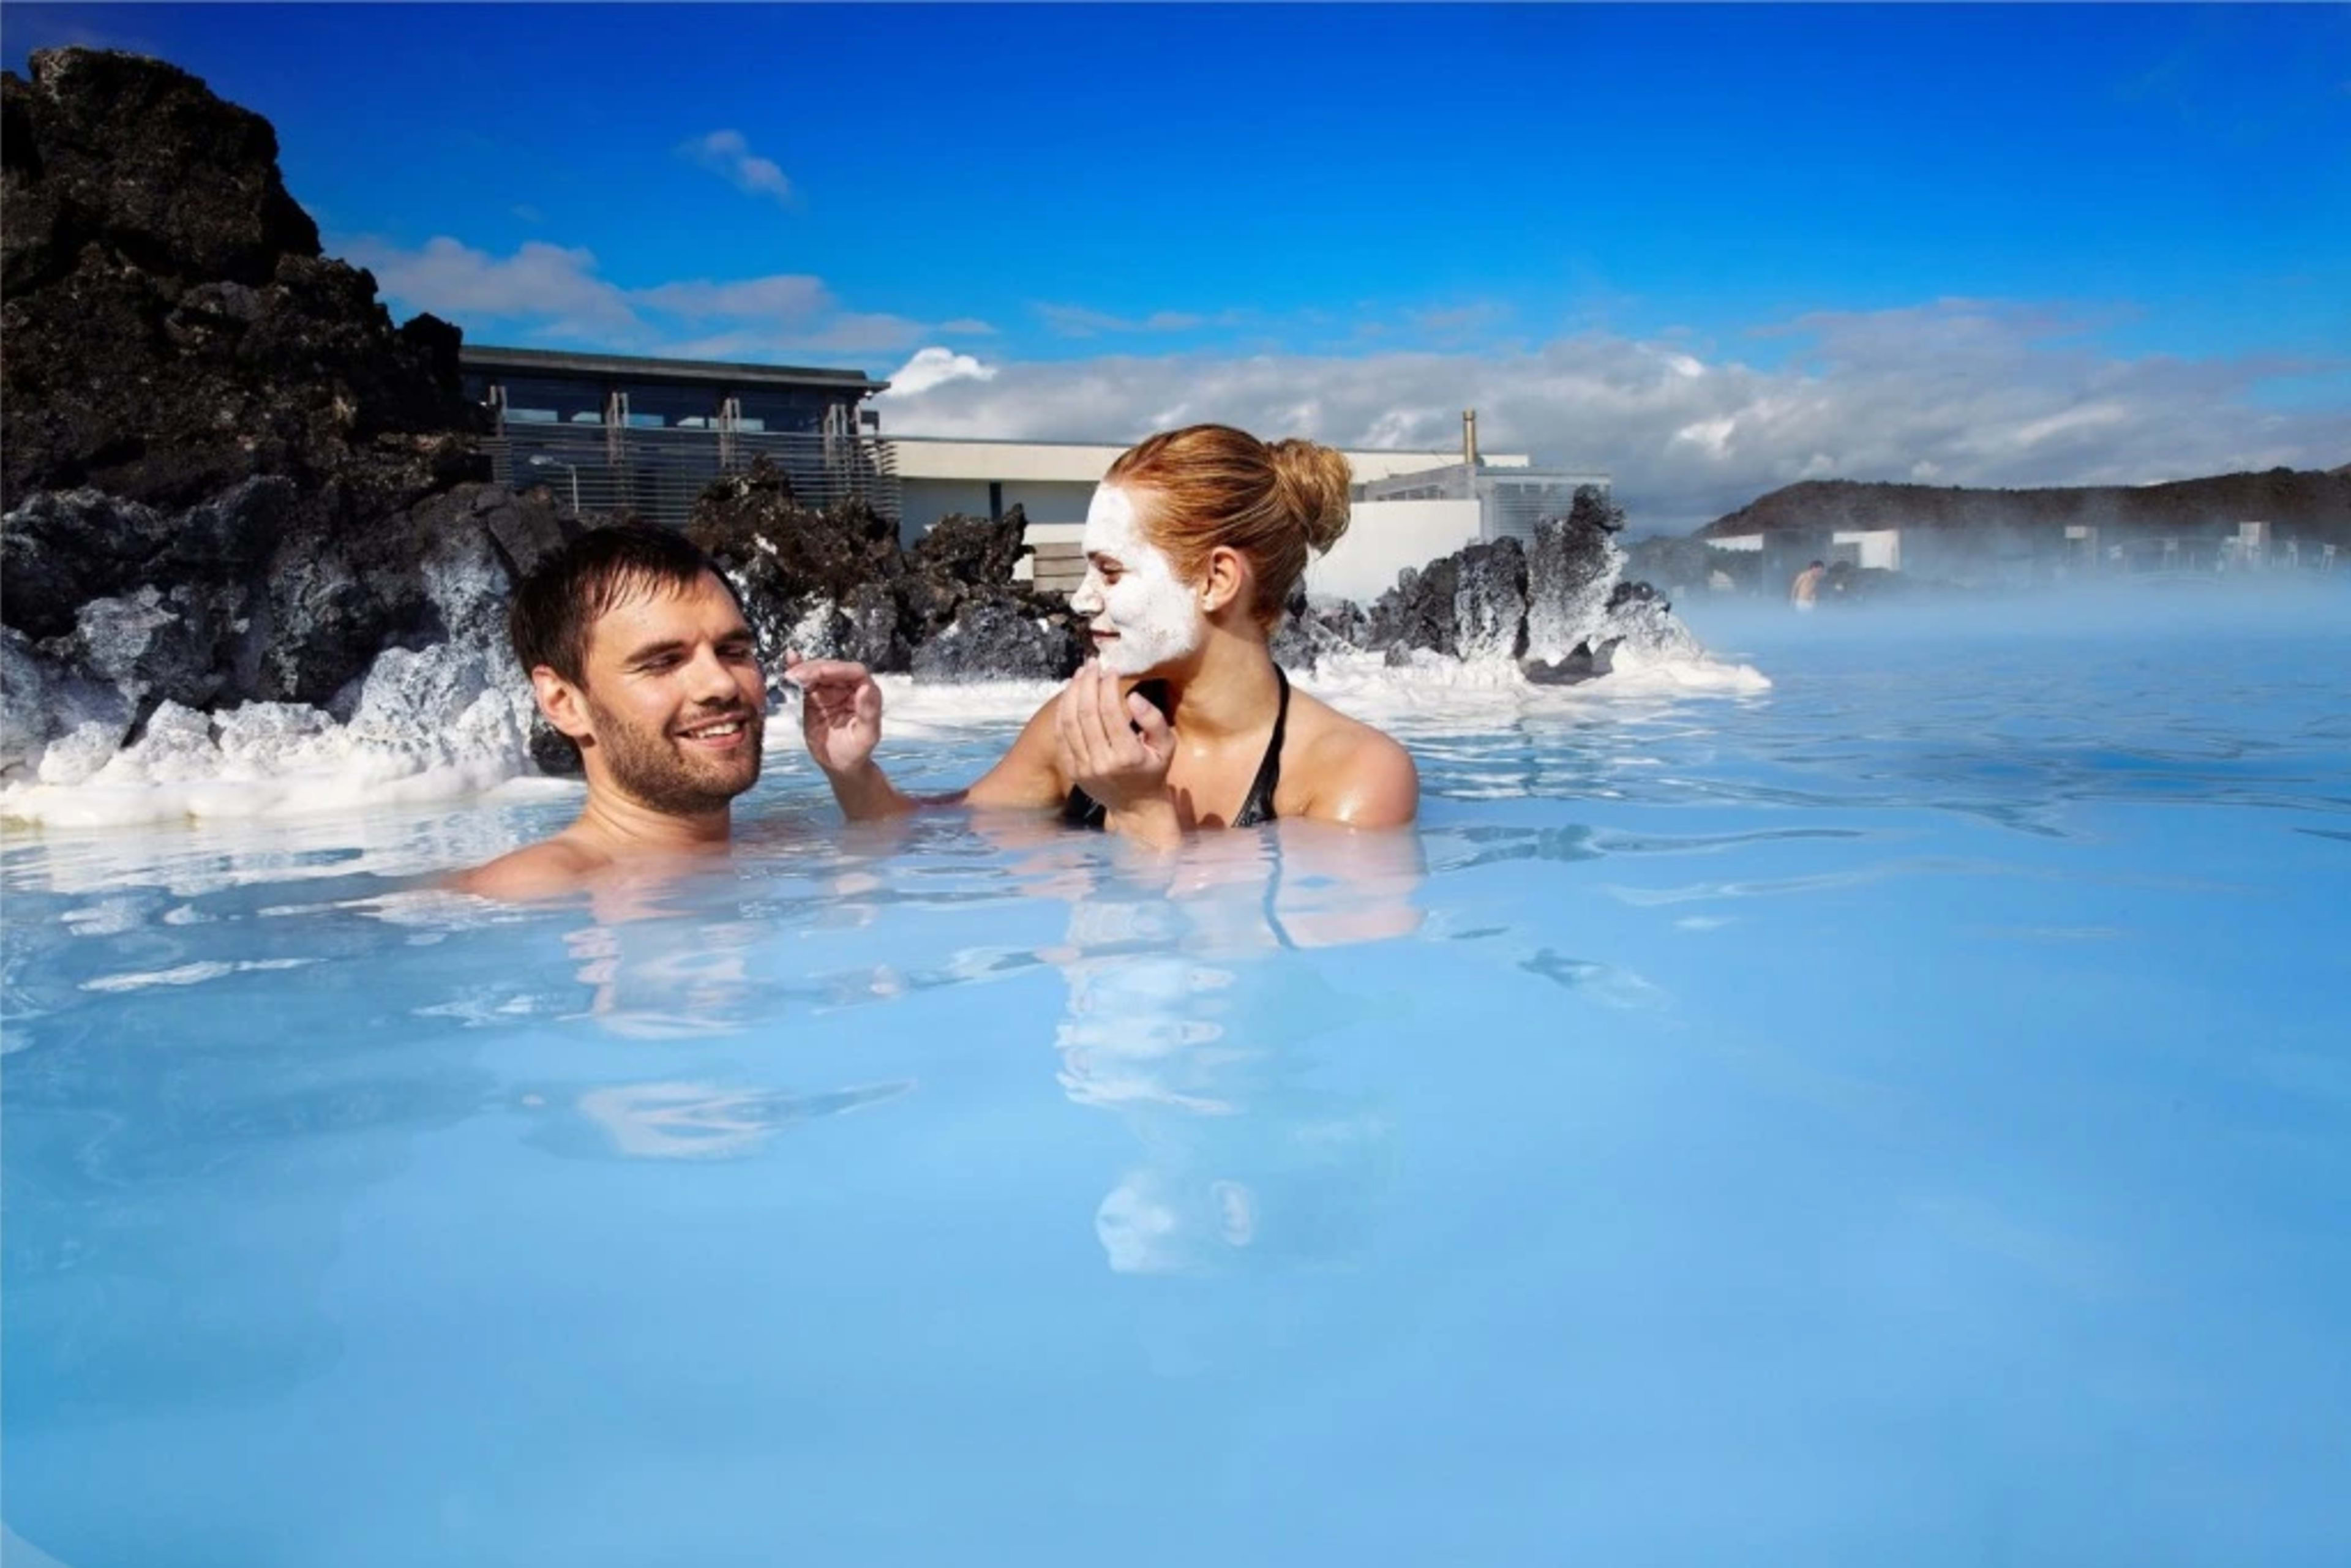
4, 603, 2348, 1567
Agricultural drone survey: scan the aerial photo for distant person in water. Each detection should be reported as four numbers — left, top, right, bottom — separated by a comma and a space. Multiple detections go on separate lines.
453, 524, 766, 899
1790, 559, 1826, 610
787, 424, 1418, 847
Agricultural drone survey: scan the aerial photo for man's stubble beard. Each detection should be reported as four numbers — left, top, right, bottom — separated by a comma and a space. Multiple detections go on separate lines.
585, 696, 765, 817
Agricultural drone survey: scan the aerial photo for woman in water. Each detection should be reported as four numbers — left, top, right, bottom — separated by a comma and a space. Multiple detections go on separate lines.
787, 424, 1418, 847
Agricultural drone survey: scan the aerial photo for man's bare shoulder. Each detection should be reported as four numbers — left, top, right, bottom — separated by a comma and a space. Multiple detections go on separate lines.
1286, 691, 1420, 828
447, 835, 609, 902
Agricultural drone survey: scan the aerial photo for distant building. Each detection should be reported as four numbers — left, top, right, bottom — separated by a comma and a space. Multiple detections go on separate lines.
1831, 528, 1902, 572
462, 345, 894, 523
896, 437, 1562, 598
1318, 459, 1611, 604
462, 348, 1608, 602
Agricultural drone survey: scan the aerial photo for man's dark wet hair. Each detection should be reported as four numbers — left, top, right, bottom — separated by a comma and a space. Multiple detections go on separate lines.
509, 522, 744, 685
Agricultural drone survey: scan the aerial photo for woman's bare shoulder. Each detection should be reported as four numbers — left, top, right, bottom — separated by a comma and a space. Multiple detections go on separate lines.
1284, 689, 1420, 828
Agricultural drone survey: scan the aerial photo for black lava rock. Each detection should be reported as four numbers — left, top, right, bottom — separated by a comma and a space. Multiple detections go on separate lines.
910, 599, 1073, 683
690, 475, 1079, 682
2, 50, 477, 512
1367, 555, 1463, 658
1452, 537, 1530, 661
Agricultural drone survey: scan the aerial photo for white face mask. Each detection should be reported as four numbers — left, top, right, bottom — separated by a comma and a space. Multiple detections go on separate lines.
1070, 483, 1202, 676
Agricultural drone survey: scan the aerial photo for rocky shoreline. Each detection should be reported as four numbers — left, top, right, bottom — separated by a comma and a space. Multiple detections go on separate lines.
1, 48, 1695, 800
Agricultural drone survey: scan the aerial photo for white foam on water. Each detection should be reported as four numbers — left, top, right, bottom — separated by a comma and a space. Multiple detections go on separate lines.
1297, 648, 1769, 733
1, 643, 1763, 831
80, 957, 318, 993
864, 674, 1065, 737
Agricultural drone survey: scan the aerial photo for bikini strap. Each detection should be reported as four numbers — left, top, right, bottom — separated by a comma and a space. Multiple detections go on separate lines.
1234, 667, 1290, 827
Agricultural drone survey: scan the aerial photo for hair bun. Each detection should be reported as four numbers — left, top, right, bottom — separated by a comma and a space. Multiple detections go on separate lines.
1267, 438, 1353, 555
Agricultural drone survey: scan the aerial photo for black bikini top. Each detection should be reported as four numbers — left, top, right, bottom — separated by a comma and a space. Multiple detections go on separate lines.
1063, 666, 1292, 831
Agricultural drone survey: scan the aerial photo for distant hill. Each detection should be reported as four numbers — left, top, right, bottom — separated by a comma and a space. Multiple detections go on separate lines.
1697, 467, 2351, 543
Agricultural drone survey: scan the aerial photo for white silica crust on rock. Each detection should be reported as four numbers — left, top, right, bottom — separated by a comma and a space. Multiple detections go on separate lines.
1, 639, 537, 828
1524, 528, 1623, 663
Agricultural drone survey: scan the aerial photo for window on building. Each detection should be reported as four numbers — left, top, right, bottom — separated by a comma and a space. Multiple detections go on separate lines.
623, 383, 724, 430
731, 388, 833, 435
497, 375, 606, 426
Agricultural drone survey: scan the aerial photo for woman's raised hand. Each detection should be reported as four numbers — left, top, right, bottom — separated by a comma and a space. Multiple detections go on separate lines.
1056, 661, 1180, 845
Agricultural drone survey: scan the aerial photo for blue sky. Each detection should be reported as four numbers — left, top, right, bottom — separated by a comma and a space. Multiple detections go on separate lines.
6, 3, 2346, 527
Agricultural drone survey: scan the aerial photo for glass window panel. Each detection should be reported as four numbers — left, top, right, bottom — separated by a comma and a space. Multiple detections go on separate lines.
624, 383, 723, 427
497, 375, 606, 425
732, 389, 832, 434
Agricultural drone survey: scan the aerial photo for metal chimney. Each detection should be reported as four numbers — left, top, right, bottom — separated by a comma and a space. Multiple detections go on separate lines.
1461, 408, 1480, 469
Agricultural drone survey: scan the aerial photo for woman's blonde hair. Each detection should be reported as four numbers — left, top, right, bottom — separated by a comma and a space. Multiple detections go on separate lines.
1106, 424, 1352, 626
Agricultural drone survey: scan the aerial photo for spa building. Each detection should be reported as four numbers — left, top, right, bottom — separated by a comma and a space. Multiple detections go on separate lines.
461, 345, 1611, 601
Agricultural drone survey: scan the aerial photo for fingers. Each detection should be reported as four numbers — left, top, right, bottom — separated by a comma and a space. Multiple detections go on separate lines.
1111, 683, 1152, 768
1092, 663, 1134, 754
1063, 662, 1120, 778
1069, 662, 1114, 773
1089, 663, 1139, 769
1060, 662, 1179, 793
783, 657, 868, 691
1128, 691, 1175, 763
785, 658, 881, 730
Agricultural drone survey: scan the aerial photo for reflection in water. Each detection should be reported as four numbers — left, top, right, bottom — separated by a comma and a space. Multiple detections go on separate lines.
2, 896, 506, 1421
0, 846, 934, 1441
1002, 823, 1424, 1276
11, 615, 2351, 1561
1519, 948, 1669, 1010
560, 915, 764, 1039
547, 1079, 914, 1160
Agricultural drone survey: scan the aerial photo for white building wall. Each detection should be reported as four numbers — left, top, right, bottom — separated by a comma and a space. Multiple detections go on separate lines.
888, 437, 1527, 541
898, 478, 994, 531
1305, 499, 1485, 604
1027, 496, 1493, 604
1831, 528, 1902, 571
1000, 481, 1095, 527
897, 478, 1095, 541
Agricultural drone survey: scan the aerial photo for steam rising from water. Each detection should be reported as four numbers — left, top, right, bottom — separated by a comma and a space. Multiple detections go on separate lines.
9, 572, 2332, 833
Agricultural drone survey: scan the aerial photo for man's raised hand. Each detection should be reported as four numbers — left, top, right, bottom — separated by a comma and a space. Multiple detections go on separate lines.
783, 651, 883, 777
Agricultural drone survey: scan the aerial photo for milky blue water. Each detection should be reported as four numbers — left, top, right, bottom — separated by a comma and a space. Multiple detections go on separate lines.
6, 591, 2349, 1567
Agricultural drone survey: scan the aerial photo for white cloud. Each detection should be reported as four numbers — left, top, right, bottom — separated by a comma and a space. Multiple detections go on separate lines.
325, 246, 2346, 531
875, 302, 2348, 532
1035, 303, 1223, 338
342, 236, 642, 337
679, 129, 794, 204
1672, 415, 1738, 458
337, 235, 950, 359
635, 275, 833, 321
667, 313, 931, 359
882, 347, 999, 397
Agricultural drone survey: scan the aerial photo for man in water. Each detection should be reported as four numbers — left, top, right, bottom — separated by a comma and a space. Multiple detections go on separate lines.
453, 524, 767, 899
1790, 559, 1826, 610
